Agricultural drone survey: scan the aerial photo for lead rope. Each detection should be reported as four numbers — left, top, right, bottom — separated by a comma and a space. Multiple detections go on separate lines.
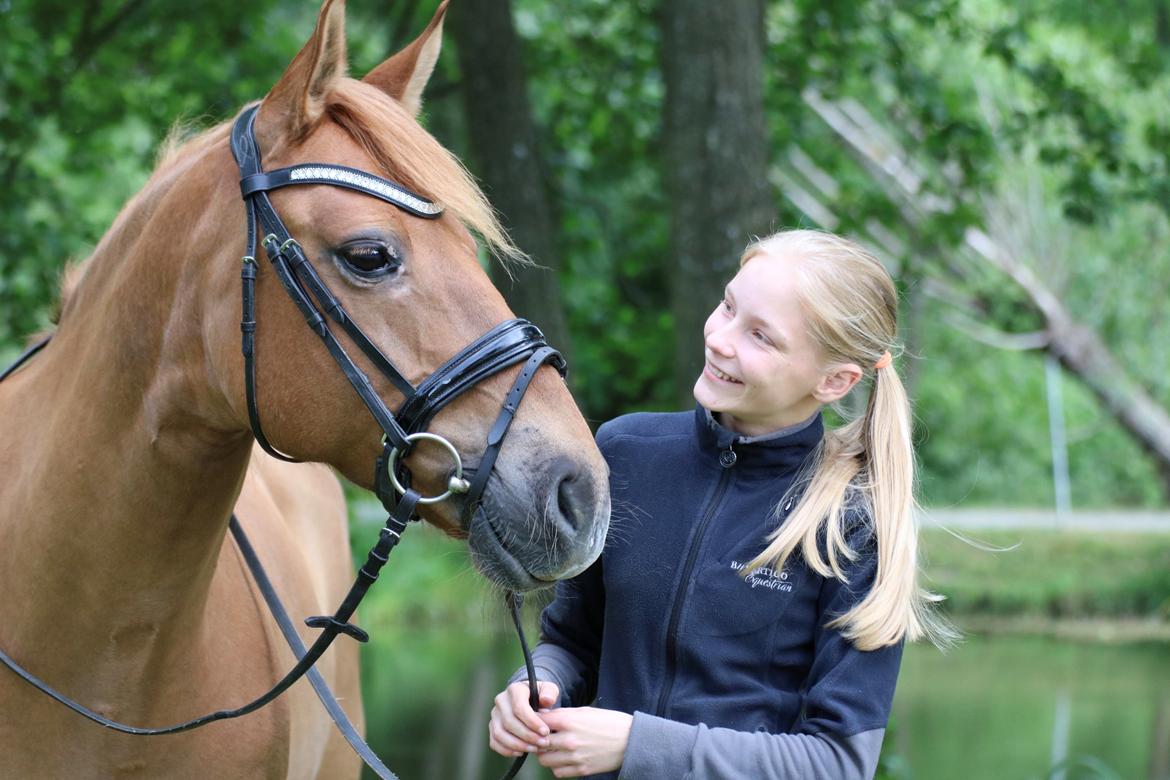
233, 514, 541, 780
501, 591, 541, 780
0, 489, 420, 737
0, 335, 50, 383
230, 514, 400, 780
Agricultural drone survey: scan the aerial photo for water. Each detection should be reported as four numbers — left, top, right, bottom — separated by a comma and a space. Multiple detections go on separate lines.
349, 523, 1169, 779
892, 636, 1170, 780
356, 622, 1169, 779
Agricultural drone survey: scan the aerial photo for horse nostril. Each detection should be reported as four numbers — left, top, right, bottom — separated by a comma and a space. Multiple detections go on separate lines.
557, 474, 577, 529
546, 457, 593, 532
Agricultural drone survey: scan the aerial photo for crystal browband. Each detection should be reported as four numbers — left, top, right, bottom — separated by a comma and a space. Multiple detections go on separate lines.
240, 163, 444, 219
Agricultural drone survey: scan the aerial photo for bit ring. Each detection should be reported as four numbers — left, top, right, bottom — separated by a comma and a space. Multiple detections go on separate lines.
386, 432, 470, 505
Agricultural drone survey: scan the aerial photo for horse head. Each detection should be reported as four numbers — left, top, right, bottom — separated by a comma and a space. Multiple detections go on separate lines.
194, 0, 609, 590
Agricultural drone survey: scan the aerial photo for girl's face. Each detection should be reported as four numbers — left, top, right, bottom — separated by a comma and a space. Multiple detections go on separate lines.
693, 252, 852, 436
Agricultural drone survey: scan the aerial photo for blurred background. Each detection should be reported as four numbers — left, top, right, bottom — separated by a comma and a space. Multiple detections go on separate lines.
2, 0, 1168, 778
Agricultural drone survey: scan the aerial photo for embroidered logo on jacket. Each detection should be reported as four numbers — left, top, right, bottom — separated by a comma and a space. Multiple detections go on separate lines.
730, 560, 792, 592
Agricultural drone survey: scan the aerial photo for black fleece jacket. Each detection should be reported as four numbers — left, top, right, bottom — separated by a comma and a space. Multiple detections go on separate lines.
522, 406, 903, 779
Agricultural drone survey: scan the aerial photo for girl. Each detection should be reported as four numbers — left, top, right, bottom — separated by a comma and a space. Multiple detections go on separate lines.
488, 229, 953, 779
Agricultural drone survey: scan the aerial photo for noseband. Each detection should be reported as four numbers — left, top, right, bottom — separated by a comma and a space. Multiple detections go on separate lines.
0, 105, 559, 780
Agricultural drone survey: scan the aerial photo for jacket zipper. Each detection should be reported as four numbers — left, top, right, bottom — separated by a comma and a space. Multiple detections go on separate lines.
654, 446, 735, 717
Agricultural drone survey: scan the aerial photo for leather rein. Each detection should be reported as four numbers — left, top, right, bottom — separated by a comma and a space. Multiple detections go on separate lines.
0, 104, 553, 780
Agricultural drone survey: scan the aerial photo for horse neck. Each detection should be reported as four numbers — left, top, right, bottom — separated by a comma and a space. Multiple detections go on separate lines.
0, 138, 252, 662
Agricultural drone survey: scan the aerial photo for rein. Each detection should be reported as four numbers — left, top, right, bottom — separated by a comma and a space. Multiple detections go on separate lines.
0, 104, 554, 779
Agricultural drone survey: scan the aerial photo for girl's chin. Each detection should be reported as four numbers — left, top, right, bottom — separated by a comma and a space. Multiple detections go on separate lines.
693, 380, 737, 412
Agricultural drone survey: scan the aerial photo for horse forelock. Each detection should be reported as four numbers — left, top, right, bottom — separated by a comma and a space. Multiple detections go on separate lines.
324, 79, 527, 267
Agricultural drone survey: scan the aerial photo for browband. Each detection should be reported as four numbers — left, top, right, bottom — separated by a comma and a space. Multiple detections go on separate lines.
240, 165, 442, 219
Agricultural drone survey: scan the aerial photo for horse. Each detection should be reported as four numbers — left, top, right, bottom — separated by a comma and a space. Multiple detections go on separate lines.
0, 1, 610, 777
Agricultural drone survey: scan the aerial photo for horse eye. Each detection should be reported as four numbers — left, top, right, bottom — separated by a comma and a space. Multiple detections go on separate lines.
338, 242, 401, 277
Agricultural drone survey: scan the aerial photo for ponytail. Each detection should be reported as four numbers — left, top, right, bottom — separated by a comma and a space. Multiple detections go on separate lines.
741, 230, 956, 651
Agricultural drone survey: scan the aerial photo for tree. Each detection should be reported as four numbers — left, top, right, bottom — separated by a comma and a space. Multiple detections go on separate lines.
660, 0, 775, 406
447, 0, 572, 361
0, 0, 310, 346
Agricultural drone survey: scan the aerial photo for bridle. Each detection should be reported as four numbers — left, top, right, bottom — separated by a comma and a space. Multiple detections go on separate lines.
233, 103, 565, 517
0, 104, 558, 780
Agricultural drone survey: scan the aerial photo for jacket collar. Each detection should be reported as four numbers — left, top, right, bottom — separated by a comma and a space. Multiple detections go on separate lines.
694, 404, 823, 474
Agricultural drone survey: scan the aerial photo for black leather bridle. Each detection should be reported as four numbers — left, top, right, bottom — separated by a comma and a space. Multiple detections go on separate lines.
232, 103, 566, 517
0, 104, 558, 780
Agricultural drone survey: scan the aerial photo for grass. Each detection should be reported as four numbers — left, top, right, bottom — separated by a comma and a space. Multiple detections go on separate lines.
921, 528, 1170, 623
348, 492, 1170, 636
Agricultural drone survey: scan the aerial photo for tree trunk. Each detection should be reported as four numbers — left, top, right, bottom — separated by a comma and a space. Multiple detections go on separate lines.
661, 0, 774, 407
1157, 0, 1170, 49
448, 0, 572, 362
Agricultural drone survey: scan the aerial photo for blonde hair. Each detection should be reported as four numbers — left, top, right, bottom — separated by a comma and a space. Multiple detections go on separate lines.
742, 229, 955, 651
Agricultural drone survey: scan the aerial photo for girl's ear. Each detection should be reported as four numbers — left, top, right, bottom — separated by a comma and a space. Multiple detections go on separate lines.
812, 363, 863, 404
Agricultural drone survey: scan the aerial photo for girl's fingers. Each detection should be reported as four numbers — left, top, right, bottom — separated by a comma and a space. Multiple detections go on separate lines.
537, 681, 560, 709
507, 683, 552, 737
489, 722, 542, 756
492, 689, 548, 747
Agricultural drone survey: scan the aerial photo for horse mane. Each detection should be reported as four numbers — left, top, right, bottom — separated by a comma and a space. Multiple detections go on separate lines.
324, 78, 525, 265
47, 120, 234, 331
155, 115, 230, 171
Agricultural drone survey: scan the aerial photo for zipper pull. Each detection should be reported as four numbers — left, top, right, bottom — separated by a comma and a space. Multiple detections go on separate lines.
718, 443, 737, 469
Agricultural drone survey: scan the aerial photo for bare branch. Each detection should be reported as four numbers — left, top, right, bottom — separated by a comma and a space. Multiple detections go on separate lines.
769, 165, 840, 230
941, 311, 1050, 351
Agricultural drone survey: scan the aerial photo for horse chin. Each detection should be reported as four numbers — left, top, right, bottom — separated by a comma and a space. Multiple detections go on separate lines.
466, 507, 552, 592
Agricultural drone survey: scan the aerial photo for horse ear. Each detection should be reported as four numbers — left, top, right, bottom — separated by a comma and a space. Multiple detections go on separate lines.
256, 0, 348, 151
362, 1, 448, 116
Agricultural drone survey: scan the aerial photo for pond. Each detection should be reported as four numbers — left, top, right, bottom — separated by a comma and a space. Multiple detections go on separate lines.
355, 622, 1168, 779
892, 635, 1170, 780
349, 527, 1170, 780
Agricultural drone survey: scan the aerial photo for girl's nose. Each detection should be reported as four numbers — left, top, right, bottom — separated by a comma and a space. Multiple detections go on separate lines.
705, 321, 735, 357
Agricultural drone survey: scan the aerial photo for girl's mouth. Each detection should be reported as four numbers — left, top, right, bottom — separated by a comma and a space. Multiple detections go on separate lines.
706, 362, 743, 384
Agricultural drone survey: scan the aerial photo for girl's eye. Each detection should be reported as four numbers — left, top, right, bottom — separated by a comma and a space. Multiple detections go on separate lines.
338, 242, 401, 277
721, 299, 733, 312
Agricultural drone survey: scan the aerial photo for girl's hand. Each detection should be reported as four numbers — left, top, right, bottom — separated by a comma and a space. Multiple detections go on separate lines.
488, 680, 560, 757
536, 706, 633, 778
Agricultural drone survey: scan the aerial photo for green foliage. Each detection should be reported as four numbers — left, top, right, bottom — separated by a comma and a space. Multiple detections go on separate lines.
752, 0, 1170, 506
0, 0, 301, 344
514, 0, 675, 418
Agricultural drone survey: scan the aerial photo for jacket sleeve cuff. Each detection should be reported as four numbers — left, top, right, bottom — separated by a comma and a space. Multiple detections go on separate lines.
506, 643, 588, 707
618, 712, 697, 779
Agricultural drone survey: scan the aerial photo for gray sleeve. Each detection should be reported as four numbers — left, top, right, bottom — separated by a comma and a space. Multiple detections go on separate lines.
506, 642, 593, 708
617, 712, 885, 780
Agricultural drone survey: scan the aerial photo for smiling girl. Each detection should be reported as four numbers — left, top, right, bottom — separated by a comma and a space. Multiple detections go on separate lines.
488, 229, 954, 779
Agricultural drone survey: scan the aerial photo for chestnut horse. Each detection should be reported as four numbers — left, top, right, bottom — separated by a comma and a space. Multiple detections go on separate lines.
0, 2, 609, 777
